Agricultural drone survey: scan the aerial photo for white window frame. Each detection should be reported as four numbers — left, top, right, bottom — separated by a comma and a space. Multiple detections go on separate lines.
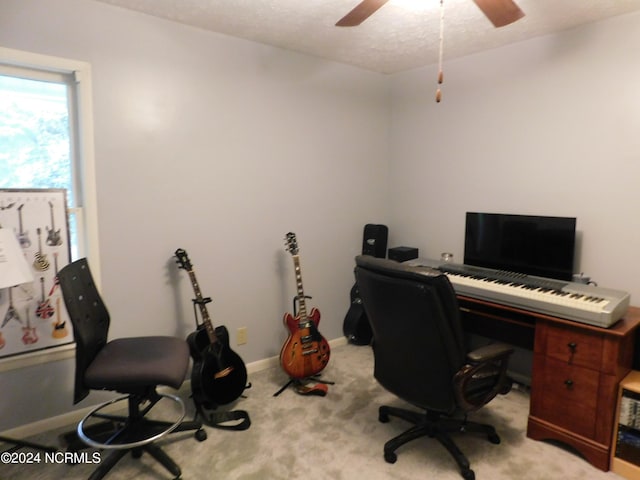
0, 47, 100, 371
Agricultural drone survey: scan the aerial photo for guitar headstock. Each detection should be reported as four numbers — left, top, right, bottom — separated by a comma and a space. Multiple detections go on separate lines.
285, 232, 299, 256
174, 248, 193, 271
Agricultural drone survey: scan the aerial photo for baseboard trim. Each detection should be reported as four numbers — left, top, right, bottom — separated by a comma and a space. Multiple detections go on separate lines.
0, 400, 122, 442
0, 336, 349, 443
0, 343, 75, 373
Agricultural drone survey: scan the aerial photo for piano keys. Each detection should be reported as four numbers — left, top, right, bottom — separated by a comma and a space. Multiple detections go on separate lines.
407, 259, 630, 328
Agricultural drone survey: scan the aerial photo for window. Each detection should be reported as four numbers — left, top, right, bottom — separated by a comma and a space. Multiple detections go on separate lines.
0, 47, 99, 369
0, 47, 99, 279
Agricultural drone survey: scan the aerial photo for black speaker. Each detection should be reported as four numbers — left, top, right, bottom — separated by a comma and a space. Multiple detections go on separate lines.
362, 224, 388, 258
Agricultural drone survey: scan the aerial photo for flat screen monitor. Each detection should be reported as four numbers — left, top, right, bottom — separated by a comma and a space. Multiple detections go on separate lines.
464, 212, 576, 281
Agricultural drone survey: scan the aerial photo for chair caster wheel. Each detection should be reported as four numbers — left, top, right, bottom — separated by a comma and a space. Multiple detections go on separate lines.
488, 433, 500, 444
383, 451, 397, 464
461, 468, 475, 480
195, 429, 207, 442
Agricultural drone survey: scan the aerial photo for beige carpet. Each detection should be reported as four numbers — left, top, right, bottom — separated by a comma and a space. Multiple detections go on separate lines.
0, 343, 626, 480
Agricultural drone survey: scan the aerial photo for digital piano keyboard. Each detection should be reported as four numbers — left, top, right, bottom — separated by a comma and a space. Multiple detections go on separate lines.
407, 259, 630, 328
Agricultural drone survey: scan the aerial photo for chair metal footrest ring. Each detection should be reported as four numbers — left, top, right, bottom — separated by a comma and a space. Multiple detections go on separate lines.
77, 393, 186, 450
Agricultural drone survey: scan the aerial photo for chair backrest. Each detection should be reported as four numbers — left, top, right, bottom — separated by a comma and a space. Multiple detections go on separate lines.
354, 255, 466, 414
58, 258, 110, 404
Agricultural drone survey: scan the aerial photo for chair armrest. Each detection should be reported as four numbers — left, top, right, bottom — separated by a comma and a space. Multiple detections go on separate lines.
454, 343, 514, 412
466, 343, 514, 364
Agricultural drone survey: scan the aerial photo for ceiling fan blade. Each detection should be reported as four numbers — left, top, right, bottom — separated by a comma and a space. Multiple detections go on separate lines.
472, 0, 525, 28
336, 0, 390, 27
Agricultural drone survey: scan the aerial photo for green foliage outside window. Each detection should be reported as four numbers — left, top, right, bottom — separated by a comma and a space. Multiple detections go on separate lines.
0, 74, 73, 204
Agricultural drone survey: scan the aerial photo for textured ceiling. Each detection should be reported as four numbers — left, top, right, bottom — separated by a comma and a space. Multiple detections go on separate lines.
91, 0, 640, 74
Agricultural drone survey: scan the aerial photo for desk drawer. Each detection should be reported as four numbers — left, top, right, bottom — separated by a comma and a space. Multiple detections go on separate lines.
544, 323, 603, 370
535, 356, 600, 438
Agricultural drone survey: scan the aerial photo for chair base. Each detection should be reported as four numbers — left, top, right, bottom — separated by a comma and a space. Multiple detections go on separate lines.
78, 393, 188, 449
61, 393, 207, 480
378, 405, 500, 480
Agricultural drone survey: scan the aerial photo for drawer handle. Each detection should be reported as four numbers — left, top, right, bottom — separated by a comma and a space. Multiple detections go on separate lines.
564, 379, 574, 389
567, 342, 577, 353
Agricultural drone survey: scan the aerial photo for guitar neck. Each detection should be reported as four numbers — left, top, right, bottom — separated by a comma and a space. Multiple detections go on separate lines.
18, 206, 24, 231
49, 202, 55, 227
185, 268, 217, 344
292, 255, 309, 323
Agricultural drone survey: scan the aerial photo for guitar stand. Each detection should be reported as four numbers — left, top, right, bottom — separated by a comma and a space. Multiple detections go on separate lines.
191, 296, 212, 328
273, 375, 334, 397
273, 295, 335, 397
193, 401, 252, 431
189, 296, 252, 431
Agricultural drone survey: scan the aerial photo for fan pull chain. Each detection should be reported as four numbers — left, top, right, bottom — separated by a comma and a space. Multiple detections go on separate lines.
436, 0, 445, 103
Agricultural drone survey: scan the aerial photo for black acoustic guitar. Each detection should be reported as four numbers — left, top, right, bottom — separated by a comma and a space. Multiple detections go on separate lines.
175, 248, 248, 407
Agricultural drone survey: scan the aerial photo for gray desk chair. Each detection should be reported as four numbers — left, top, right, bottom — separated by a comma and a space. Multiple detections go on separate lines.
58, 258, 206, 480
354, 255, 514, 480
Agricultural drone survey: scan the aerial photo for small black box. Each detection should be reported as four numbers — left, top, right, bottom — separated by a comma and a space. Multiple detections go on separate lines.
388, 246, 419, 262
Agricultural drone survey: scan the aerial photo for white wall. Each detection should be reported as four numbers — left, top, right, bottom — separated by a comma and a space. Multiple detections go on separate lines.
2, 0, 640, 433
389, 11, 640, 301
0, 0, 389, 430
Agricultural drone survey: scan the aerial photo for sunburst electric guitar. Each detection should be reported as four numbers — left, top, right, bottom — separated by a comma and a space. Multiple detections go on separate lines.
175, 248, 248, 407
280, 232, 330, 379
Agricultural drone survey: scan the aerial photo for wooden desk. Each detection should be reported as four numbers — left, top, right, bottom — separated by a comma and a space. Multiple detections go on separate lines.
458, 296, 640, 471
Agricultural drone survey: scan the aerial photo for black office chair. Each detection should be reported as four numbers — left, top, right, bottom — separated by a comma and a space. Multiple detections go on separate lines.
354, 255, 513, 480
58, 258, 206, 480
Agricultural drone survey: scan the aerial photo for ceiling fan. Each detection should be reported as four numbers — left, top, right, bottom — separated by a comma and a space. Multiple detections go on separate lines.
336, 0, 525, 28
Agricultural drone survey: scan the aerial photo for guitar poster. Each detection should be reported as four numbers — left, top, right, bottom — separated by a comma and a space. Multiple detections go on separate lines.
0, 189, 73, 358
